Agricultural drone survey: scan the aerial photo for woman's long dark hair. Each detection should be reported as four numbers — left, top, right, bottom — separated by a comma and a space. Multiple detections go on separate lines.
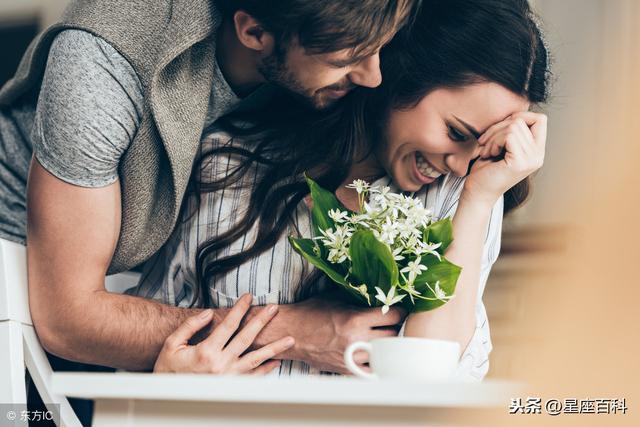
364, 0, 550, 213
190, 0, 551, 307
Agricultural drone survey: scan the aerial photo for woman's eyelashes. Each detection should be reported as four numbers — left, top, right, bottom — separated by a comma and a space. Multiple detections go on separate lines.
447, 125, 468, 142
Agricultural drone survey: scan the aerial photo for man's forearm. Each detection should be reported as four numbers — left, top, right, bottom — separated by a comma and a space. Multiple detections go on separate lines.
41, 289, 360, 372
40, 291, 225, 371
245, 302, 305, 362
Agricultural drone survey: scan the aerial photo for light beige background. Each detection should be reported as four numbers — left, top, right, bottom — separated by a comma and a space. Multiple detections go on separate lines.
482, 1, 640, 426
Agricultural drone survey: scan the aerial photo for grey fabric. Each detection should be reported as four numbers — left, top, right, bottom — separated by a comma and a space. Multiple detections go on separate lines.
0, 25, 241, 245
33, 30, 144, 188
0, 100, 35, 244
0, 0, 228, 273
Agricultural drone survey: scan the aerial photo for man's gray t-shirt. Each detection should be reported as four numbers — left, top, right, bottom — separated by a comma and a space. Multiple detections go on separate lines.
0, 29, 240, 244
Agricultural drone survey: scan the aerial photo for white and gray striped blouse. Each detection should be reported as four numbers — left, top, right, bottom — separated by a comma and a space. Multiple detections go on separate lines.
127, 131, 502, 381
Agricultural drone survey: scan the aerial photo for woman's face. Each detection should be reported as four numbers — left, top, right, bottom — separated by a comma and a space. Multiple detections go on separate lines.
378, 82, 531, 192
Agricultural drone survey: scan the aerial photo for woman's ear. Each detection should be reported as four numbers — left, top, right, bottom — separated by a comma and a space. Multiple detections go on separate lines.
233, 10, 275, 55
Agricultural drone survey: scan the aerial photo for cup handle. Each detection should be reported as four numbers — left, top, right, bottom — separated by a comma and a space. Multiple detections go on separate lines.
344, 341, 377, 379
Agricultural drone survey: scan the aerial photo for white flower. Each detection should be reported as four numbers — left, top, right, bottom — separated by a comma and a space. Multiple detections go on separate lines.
372, 185, 391, 198
348, 214, 371, 228
397, 220, 420, 240
434, 281, 447, 300
318, 228, 337, 246
421, 241, 442, 261
328, 208, 349, 223
318, 225, 353, 264
328, 247, 349, 263
402, 282, 423, 304
392, 247, 405, 261
363, 201, 375, 214
403, 235, 421, 253
400, 256, 428, 283
377, 217, 399, 245
346, 179, 370, 195
374, 286, 406, 315
406, 205, 434, 228
356, 284, 371, 305
370, 185, 392, 210
425, 280, 453, 302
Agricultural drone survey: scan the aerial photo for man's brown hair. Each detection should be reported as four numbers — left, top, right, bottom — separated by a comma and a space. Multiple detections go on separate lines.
217, 0, 420, 56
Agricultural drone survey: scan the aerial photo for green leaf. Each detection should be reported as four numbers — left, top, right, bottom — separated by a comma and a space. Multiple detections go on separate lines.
288, 236, 367, 304
349, 230, 399, 294
304, 174, 346, 236
424, 218, 454, 253
408, 257, 462, 312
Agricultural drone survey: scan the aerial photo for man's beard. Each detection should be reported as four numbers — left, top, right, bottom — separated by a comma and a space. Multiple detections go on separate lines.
259, 53, 343, 110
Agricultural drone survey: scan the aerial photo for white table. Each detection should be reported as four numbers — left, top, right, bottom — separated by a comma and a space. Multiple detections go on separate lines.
52, 373, 522, 426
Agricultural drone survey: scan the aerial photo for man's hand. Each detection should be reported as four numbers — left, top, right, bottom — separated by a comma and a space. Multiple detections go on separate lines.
250, 292, 407, 374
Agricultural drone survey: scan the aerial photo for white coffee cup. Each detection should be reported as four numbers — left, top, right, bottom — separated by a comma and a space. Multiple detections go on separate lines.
344, 337, 461, 381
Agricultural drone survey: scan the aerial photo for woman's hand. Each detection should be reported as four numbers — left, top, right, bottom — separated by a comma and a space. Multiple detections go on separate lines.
463, 112, 547, 205
154, 294, 295, 374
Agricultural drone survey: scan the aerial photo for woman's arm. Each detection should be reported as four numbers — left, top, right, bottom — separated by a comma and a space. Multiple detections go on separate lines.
403, 111, 546, 379
403, 193, 500, 364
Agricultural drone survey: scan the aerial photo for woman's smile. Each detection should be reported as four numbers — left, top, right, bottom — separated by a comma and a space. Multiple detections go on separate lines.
411, 151, 443, 185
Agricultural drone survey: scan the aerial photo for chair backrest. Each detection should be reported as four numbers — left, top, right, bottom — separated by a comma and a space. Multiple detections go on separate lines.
0, 238, 31, 325
0, 238, 82, 426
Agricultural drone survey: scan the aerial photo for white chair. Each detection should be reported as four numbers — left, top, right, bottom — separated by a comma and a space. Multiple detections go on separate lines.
0, 237, 140, 426
0, 238, 81, 426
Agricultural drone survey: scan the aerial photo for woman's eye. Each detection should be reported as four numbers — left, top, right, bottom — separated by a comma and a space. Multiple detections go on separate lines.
448, 126, 468, 142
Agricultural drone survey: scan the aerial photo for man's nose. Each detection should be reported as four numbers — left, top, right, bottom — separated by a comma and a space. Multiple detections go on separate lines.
348, 53, 382, 88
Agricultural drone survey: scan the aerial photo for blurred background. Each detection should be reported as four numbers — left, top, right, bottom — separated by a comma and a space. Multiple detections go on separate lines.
1, 0, 638, 425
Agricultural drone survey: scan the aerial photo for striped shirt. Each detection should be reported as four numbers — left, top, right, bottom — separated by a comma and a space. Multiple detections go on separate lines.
127, 131, 502, 381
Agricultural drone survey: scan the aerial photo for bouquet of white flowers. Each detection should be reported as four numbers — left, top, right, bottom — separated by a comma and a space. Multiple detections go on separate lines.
289, 176, 462, 314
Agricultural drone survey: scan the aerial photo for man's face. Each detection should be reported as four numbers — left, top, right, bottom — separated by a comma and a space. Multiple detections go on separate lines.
259, 40, 384, 110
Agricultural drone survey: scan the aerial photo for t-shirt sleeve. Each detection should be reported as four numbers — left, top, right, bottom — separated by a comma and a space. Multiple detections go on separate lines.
31, 29, 143, 187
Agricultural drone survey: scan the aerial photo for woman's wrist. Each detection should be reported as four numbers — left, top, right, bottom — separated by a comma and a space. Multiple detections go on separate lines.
459, 185, 500, 212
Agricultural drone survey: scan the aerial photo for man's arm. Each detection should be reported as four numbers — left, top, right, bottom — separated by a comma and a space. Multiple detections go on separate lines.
27, 159, 404, 371
27, 159, 206, 370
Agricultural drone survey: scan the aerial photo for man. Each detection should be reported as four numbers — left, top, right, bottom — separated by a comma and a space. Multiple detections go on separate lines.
0, 0, 415, 378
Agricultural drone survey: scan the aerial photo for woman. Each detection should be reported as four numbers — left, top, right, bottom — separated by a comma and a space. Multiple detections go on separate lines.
129, 0, 550, 379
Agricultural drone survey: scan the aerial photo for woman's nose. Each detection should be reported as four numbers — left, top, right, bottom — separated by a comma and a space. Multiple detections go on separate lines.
445, 145, 482, 177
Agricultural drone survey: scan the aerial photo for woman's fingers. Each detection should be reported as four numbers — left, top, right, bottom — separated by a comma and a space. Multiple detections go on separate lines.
510, 112, 548, 147
480, 128, 508, 159
224, 304, 281, 356
163, 309, 214, 350
490, 137, 503, 157
481, 118, 533, 161
235, 336, 295, 373
249, 360, 282, 376
478, 118, 510, 146
200, 293, 253, 351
